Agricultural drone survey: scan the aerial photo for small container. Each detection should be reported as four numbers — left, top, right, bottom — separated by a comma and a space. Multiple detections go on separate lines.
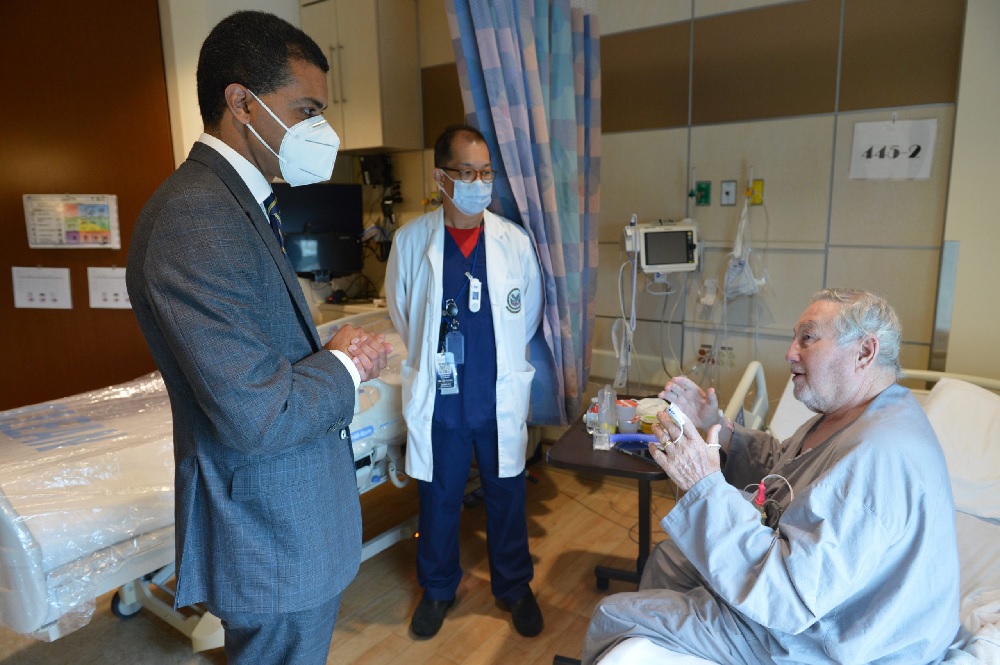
616, 398, 637, 431
594, 384, 617, 450
640, 414, 658, 434
618, 417, 640, 434
584, 398, 599, 434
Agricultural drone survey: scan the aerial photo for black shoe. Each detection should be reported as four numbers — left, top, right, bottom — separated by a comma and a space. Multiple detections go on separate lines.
409, 594, 454, 639
498, 589, 543, 637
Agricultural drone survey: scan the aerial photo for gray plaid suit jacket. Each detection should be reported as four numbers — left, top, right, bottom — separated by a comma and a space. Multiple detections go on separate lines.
127, 141, 362, 615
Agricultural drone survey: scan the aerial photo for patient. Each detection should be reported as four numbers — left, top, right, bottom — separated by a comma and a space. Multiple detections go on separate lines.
583, 289, 961, 664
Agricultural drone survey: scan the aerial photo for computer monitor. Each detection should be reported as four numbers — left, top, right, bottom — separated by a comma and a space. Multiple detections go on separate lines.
271, 182, 364, 280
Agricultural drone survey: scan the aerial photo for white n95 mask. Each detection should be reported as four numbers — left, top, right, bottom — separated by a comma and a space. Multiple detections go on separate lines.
246, 89, 340, 187
440, 172, 493, 216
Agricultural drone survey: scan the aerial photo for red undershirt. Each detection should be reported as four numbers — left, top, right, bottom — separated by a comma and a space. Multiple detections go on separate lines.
445, 224, 482, 258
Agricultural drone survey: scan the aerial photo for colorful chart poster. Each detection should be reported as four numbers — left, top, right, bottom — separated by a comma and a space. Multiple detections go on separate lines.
22, 194, 120, 249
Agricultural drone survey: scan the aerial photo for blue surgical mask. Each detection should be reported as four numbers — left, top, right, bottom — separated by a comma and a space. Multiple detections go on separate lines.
245, 89, 340, 187
440, 171, 492, 216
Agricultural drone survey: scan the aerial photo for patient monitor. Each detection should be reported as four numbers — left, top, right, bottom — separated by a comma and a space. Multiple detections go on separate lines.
624, 221, 700, 275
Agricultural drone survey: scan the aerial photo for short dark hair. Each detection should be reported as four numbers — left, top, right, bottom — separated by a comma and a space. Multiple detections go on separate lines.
197, 11, 328, 130
434, 124, 489, 167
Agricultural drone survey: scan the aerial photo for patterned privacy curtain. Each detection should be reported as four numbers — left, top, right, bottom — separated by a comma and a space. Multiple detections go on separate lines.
446, 0, 601, 426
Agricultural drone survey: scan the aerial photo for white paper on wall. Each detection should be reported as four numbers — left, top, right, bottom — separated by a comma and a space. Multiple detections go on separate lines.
849, 119, 937, 180
12, 266, 72, 309
87, 267, 130, 309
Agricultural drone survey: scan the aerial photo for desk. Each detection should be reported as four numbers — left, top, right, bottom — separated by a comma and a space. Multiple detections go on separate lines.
546, 421, 668, 588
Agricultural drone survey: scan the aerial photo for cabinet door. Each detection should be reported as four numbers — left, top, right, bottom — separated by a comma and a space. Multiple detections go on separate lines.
300, 0, 420, 151
335, 0, 381, 150
299, 0, 346, 139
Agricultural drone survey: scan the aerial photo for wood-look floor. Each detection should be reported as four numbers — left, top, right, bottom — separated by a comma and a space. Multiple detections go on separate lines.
0, 451, 678, 664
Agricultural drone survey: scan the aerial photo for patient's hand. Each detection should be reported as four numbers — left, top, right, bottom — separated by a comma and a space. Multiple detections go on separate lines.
648, 413, 722, 492
659, 376, 720, 430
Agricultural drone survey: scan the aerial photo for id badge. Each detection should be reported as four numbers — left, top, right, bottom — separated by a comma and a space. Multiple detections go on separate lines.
445, 330, 465, 364
435, 352, 460, 395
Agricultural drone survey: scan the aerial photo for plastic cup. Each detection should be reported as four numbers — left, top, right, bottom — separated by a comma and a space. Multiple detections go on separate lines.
616, 399, 637, 429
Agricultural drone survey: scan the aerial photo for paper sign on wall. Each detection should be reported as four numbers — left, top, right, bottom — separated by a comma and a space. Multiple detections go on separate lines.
22, 194, 120, 249
12, 267, 72, 309
87, 267, 130, 309
849, 119, 937, 180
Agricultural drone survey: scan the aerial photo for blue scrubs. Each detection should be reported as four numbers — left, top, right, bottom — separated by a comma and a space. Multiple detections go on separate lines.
417, 227, 533, 603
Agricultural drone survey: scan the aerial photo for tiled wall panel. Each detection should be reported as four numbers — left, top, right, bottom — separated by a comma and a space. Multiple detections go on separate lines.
830, 106, 954, 248
600, 128, 690, 241
689, 117, 835, 246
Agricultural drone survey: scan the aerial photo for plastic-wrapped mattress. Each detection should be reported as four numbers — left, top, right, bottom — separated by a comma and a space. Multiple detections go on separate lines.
0, 373, 174, 639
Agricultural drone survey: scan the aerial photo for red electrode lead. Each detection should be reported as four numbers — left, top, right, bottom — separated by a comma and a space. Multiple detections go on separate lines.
753, 481, 767, 523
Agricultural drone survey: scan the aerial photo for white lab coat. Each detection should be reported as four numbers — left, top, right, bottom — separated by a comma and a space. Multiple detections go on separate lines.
385, 208, 543, 482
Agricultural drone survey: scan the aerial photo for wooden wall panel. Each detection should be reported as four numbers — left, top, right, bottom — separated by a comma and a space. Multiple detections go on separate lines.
601, 23, 691, 132
0, 1, 174, 409
840, 0, 965, 111
600, 0, 965, 130
692, 0, 841, 124
421, 63, 467, 148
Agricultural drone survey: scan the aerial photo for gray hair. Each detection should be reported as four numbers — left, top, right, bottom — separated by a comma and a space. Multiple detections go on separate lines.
812, 289, 902, 376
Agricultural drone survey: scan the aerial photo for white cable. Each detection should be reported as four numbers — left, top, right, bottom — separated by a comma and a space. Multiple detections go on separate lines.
612, 260, 637, 389
614, 214, 640, 389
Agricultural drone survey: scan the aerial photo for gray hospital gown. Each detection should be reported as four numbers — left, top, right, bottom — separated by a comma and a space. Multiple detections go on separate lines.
584, 383, 961, 664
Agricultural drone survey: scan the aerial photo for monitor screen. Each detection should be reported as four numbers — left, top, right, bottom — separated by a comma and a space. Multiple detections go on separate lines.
638, 224, 698, 273
271, 182, 363, 279
644, 229, 691, 265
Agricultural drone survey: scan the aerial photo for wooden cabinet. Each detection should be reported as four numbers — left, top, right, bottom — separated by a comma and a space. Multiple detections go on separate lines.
300, 0, 422, 152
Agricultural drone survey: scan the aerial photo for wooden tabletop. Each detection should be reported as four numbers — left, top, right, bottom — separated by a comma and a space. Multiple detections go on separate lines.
546, 420, 667, 482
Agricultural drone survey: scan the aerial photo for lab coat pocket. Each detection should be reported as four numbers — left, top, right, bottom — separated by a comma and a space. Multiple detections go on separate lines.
497, 366, 536, 427
400, 362, 431, 428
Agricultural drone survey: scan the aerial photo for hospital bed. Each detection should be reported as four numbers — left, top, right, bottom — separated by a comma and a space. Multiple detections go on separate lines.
0, 309, 410, 651
595, 365, 1000, 664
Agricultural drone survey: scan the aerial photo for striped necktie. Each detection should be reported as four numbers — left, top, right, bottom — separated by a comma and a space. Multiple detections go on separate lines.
263, 193, 286, 254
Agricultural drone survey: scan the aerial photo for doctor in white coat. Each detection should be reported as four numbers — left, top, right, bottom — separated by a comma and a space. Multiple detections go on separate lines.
385, 124, 543, 640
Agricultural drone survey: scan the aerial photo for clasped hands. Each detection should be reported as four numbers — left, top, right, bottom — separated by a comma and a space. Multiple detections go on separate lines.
325, 323, 393, 382
647, 376, 724, 492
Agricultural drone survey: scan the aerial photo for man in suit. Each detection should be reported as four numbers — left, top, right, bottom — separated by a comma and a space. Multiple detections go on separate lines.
126, 11, 391, 664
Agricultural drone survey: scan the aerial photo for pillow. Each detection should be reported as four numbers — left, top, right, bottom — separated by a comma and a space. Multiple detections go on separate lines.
921, 378, 1000, 519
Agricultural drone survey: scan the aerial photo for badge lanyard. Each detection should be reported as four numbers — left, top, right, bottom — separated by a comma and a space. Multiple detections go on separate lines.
436, 224, 483, 395
438, 224, 484, 360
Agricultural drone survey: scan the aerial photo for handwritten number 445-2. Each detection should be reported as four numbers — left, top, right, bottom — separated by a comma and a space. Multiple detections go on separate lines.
861, 145, 922, 159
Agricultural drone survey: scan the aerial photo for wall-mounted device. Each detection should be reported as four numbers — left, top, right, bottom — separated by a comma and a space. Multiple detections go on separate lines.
623, 221, 700, 274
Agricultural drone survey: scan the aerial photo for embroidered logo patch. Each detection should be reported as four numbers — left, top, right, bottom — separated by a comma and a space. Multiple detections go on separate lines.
506, 288, 522, 314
